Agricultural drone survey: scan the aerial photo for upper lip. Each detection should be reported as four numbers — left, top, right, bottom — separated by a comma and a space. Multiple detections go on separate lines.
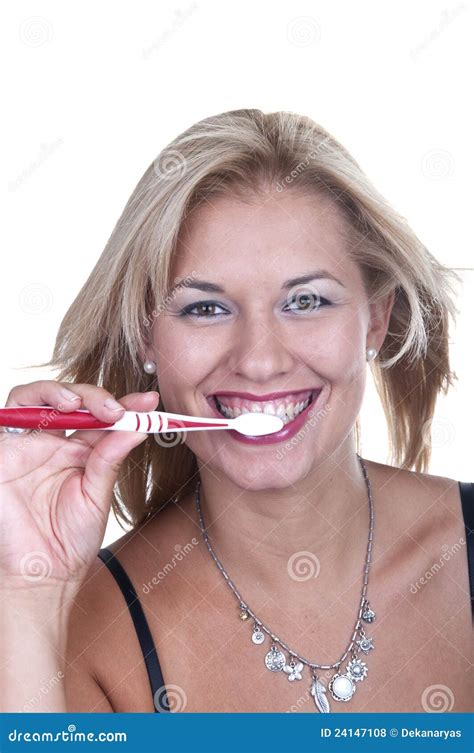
208, 388, 322, 402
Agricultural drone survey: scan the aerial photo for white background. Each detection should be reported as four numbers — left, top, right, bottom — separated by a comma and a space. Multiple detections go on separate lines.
2, 0, 472, 546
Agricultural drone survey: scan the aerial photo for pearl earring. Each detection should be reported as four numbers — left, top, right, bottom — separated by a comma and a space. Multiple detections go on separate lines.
143, 359, 157, 374
366, 347, 377, 361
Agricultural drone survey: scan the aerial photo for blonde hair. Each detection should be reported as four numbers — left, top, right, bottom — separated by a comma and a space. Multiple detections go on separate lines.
43, 109, 459, 528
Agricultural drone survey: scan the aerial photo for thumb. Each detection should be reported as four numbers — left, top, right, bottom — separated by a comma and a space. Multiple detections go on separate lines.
80, 391, 159, 517
81, 429, 148, 517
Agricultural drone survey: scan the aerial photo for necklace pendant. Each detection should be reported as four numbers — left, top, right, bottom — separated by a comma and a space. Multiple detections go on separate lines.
356, 635, 374, 653
264, 645, 286, 672
310, 676, 331, 713
347, 658, 368, 682
328, 672, 356, 702
362, 599, 376, 623
283, 658, 304, 681
251, 623, 265, 645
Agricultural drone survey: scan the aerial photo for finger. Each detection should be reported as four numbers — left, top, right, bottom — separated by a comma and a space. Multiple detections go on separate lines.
6, 380, 134, 422
68, 391, 160, 452
81, 428, 150, 519
4, 381, 83, 439
4, 381, 132, 440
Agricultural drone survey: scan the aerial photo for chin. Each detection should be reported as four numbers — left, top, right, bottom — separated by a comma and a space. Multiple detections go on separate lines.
207, 452, 315, 492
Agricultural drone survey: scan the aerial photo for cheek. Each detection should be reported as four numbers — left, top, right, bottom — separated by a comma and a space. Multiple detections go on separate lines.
152, 323, 212, 402
303, 318, 366, 379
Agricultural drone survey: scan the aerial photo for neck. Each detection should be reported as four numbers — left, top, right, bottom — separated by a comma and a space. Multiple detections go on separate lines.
194, 441, 373, 608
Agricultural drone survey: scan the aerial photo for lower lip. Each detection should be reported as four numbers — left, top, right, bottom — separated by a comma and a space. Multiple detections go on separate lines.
207, 390, 323, 446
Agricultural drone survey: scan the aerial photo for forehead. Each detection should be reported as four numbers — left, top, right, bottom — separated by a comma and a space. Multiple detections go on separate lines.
172, 190, 359, 286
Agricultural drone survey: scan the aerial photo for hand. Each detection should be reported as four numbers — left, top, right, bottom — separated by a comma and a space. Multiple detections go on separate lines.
0, 381, 159, 591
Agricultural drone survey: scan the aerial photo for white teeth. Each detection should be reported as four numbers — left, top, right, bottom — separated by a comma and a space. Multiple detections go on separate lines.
215, 395, 312, 424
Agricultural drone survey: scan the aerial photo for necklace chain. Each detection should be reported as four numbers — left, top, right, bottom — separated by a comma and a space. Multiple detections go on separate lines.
194, 453, 374, 672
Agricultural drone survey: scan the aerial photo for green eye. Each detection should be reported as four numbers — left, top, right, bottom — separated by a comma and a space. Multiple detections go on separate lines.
285, 294, 331, 312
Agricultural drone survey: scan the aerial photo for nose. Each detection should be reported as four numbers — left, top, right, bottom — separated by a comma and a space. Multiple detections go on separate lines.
226, 318, 295, 383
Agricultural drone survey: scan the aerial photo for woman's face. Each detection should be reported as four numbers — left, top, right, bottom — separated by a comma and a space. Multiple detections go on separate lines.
150, 189, 392, 490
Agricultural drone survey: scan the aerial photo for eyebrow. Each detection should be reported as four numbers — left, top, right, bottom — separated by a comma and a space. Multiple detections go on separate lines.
170, 270, 345, 294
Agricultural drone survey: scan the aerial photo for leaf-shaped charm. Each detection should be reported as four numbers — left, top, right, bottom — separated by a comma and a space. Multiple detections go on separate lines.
310, 678, 331, 713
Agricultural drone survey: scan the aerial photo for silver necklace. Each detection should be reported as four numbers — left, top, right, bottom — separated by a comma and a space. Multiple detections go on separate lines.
194, 453, 376, 713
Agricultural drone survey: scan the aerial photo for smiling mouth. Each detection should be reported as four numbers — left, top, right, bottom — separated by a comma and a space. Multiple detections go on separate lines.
210, 390, 321, 427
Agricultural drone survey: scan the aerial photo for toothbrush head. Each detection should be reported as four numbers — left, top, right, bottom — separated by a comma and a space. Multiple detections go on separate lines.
231, 412, 284, 436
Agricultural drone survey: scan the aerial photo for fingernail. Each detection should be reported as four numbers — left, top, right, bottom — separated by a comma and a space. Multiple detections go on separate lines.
105, 397, 124, 412
61, 388, 81, 402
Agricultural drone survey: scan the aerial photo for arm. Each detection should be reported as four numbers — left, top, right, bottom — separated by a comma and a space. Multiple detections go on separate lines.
1, 586, 74, 712
65, 665, 114, 713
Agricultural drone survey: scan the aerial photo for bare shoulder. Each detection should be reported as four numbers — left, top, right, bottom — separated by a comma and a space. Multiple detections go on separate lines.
363, 457, 468, 579
65, 553, 150, 712
363, 457, 472, 631
363, 456, 466, 531
66, 498, 199, 712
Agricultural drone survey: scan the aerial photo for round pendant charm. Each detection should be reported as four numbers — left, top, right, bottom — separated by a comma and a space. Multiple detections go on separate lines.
252, 628, 265, 645
264, 646, 286, 672
329, 673, 356, 702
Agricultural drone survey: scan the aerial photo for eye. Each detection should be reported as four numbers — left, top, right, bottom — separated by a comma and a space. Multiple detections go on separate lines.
283, 293, 331, 312
179, 301, 230, 318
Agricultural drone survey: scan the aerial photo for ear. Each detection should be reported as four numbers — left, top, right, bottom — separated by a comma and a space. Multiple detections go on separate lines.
367, 289, 395, 351
138, 340, 158, 367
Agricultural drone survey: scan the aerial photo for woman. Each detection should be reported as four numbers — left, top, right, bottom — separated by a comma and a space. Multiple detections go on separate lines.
2, 109, 472, 714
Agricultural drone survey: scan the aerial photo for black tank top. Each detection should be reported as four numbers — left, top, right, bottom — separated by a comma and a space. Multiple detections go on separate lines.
97, 480, 474, 713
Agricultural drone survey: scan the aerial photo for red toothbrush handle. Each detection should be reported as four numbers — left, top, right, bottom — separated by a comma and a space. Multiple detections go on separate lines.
0, 407, 115, 430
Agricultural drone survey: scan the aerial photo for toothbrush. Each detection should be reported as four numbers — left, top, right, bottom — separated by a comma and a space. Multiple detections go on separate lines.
0, 406, 284, 437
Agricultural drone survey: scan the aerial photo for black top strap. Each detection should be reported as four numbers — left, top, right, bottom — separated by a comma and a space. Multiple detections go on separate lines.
458, 481, 474, 619
97, 547, 170, 712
